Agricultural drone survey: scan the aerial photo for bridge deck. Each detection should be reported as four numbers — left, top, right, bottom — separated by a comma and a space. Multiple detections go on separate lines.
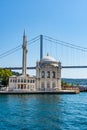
2, 66, 87, 70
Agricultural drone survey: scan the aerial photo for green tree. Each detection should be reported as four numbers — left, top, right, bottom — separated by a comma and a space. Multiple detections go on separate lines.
0, 68, 12, 87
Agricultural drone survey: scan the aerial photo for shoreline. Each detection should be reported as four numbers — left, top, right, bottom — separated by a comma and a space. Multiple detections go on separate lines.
0, 90, 79, 94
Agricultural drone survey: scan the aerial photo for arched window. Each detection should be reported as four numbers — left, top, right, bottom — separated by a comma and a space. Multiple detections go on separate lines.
41, 71, 45, 78
24, 79, 26, 83
52, 71, 56, 78
21, 79, 23, 83
47, 71, 50, 78
21, 84, 23, 89
28, 80, 29, 83
47, 82, 50, 88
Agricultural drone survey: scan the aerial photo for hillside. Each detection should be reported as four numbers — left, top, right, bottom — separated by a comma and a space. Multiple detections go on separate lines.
62, 78, 87, 86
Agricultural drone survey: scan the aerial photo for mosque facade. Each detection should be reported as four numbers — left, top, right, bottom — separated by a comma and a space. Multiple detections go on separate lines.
8, 32, 61, 92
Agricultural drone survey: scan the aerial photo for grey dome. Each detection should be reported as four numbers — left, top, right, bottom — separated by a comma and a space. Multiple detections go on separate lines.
41, 55, 57, 62
40, 55, 58, 67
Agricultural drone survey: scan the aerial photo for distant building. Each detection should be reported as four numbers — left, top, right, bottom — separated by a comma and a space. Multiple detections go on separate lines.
8, 32, 61, 92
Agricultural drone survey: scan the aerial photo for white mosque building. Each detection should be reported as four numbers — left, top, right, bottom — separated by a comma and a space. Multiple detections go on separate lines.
8, 32, 61, 92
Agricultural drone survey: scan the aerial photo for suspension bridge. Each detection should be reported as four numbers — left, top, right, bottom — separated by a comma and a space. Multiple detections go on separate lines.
1, 34, 87, 71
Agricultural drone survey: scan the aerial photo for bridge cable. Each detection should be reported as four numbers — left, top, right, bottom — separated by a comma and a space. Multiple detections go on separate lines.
0, 35, 40, 59
44, 35, 87, 52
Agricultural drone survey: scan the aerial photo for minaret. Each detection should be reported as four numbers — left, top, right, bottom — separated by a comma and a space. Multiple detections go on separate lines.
22, 30, 27, 75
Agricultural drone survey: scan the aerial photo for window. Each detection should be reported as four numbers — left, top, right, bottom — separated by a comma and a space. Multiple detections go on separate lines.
24, 79, 26, 83
13, 79, 15, 83
47, 82, 50, 88
33, 80, 35, 83
47, 71, 50, 78
28, 80, 29, 83
52, 82, 56, 88
41, 82, 45, 88
24, 85, 26, 89
21, 79, 23, 83
41, 71, 45, 78
18, 79, 20, 82
21, 84, 23, 89
18, 85, 20, 89
10, 79, 12, 82
15, 79, 16, 83
30, 80, 32, 83
52, 71, 56, 78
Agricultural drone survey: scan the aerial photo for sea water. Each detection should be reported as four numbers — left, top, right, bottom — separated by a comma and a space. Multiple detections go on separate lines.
0, 93, 87, 130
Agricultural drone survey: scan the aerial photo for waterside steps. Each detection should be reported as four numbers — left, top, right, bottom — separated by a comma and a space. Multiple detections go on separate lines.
0, 90, 80, 94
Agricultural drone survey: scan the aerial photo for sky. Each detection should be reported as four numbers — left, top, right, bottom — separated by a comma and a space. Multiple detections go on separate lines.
1, 0, 87, 78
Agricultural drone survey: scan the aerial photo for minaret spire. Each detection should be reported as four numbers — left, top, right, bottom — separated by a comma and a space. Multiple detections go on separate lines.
23, 29, 25, 36
22, 30, 27, 75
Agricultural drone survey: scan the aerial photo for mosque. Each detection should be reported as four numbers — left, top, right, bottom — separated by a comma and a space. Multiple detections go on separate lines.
8, 32, 61, 92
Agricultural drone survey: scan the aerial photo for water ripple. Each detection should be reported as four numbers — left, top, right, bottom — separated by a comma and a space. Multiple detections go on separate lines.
0, 93, 87, 130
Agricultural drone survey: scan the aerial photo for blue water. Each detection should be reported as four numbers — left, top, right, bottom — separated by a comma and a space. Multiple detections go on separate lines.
0, 93, 87, 130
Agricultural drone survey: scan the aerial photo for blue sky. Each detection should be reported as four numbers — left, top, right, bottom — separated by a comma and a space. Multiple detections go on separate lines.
1, 0, 87, 78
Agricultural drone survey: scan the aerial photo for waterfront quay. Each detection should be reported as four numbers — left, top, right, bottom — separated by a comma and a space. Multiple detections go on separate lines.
0, 89, 79, 94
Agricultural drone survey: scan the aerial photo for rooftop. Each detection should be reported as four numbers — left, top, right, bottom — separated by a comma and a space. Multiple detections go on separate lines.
41, 54, 57, 63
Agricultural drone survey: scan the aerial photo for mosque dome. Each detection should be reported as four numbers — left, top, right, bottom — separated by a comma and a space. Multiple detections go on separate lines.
40, 54, 58, 67
41, 56, 56, 62
41, 54, 57, 62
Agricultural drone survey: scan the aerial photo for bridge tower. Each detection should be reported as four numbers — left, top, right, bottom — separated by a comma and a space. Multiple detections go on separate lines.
22, 30, 27, 75
40, 35, 43, 60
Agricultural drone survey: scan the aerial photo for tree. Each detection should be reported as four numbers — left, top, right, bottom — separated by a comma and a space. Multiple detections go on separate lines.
0, 68, 12, 87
